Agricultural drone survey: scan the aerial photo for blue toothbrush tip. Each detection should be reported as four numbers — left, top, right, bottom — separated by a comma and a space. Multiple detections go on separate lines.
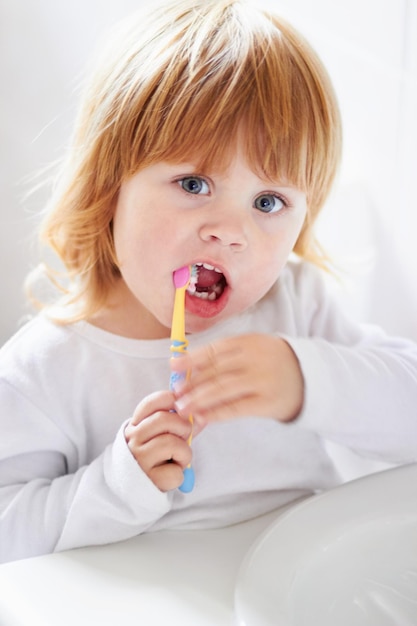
179, 467, 195, 493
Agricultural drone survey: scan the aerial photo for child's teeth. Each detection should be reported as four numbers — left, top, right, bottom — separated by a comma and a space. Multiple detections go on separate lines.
197, 262, 223, 273
193, 291, 217, 301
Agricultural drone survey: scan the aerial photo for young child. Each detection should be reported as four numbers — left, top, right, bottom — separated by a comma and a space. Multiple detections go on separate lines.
1, 0, 417, 563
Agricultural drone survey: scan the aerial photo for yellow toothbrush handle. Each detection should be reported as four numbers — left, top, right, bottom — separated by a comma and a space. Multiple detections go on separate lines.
170, 271, 194, 493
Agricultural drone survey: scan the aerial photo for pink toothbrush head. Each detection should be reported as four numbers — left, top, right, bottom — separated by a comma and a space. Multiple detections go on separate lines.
173, 265, 198, 291
173, 266, 191, 289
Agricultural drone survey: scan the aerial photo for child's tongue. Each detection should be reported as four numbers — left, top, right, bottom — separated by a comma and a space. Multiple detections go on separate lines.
196, 266, 220, 289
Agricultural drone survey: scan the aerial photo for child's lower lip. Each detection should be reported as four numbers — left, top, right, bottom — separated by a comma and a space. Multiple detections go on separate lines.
185, 287, 230, 318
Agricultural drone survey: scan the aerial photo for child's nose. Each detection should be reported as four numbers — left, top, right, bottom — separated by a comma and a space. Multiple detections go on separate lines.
198, 205, 248, 250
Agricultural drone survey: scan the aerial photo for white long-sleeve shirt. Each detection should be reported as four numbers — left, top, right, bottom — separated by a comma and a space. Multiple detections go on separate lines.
1, 261, 417, 563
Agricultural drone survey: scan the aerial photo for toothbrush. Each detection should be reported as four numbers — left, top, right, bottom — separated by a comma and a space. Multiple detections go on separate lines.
170, 265, 197, 493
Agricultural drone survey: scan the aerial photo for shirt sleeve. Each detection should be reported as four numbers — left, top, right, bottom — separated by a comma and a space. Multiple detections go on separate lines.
0, 381, 171, 563
283, 264, 417, 463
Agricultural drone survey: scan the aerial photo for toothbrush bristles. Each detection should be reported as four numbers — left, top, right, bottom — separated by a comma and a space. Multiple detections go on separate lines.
188, 264, 198, 292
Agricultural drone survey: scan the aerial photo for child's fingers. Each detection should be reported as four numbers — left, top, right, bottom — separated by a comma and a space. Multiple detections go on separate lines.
135, 432, 193, 474
172, 340, 251, 417
173, 335, 303, 423
170, 339, 241, 386
189, 339, 242, 374
126, 409, 192, 445
175, 369, 252, 417
143, 435, 193, 493
180, 392, 259, 423
149, 462, 190, 493
125, 413, 193, 492
130, 389, 176, 426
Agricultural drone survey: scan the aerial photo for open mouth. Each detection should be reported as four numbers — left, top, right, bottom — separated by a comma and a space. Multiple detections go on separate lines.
187, 262, 227, 301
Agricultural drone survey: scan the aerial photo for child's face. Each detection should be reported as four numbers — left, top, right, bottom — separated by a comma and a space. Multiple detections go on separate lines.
111, 149, 307, 338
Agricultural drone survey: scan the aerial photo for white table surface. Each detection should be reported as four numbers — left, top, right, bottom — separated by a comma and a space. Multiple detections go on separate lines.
0, 504, 296, 626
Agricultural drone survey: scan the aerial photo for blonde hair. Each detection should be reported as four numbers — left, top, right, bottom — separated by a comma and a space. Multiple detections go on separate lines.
28, 0, 342, 322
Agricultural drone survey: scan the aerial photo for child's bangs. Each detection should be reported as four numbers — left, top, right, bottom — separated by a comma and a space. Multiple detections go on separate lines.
141, 89, 309, 191
122, 6, 335, 199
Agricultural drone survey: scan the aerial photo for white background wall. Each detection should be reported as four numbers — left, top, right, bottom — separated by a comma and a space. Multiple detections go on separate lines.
1, 0, 416, 346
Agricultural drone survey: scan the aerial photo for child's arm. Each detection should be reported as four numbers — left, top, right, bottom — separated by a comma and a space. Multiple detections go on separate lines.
0, 384, 174, 563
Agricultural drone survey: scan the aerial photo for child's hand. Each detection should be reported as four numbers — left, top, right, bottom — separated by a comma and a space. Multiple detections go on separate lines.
125, 390, 199, 492
171, 334, 304, 425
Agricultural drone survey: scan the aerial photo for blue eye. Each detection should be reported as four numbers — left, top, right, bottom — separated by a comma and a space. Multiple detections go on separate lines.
179, 177, 210, 195
254, 194, 285, 214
